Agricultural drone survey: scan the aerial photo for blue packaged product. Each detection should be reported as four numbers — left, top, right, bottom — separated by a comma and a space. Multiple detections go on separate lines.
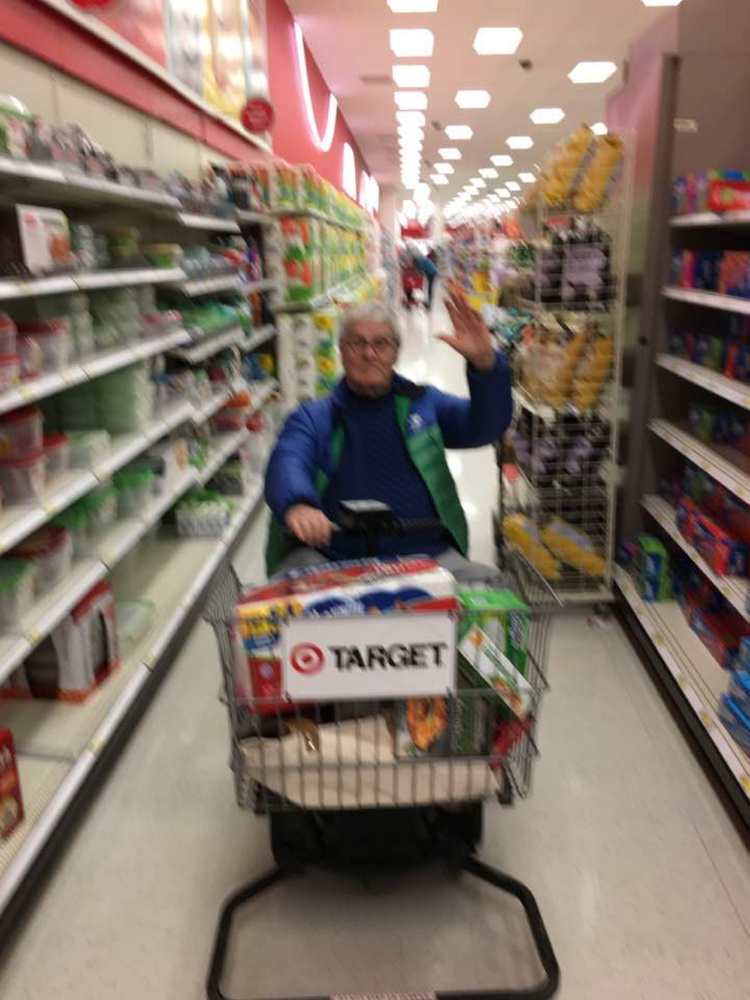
616, 540, 637, 568
638, 573, 672, 602
719, 694, 750, 754
728, 669, 750, 713
693, 250, 722, 292
636, 534, 669, 579
667, 330, 688, 358
688, 403, 717, 444
693, 332, 725, 371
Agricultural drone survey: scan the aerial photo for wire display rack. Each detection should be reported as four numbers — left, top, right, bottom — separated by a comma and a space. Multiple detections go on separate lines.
498, 132, 634, 604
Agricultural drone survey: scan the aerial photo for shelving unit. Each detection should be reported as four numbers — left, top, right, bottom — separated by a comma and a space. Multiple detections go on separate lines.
656, 353, 750, 409
167, 274, 241, 297
175, 213, 240, 234
168, 325, 244, 364
662, 285, 750, 315
244, 324, 276, 352
649, 418, 750, 501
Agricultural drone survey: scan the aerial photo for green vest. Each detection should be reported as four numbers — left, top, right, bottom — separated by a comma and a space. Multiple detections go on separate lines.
264, 393, 468, 576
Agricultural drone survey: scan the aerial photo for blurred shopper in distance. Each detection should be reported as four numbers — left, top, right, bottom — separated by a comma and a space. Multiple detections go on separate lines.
415, 250, 439, 310
401, 253, 423, 310
264, 297, 512, 578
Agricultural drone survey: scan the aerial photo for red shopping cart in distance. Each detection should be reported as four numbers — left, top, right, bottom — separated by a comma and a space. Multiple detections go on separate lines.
204, 501, 561, 1000
402, 261, 423, 309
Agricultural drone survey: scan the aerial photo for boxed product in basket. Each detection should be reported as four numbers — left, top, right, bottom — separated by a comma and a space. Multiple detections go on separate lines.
232, 557, 459, 714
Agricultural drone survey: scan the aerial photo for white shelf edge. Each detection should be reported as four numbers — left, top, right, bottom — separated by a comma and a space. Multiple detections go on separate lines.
169, 274, 241, 297
176, 213, 240, 234
240, 278, 278, 296
650, 418, 750, 503
236, 211, 278, 226
0, 329, 190, 417
244, 325, 277, 352
615, 566, 750, 799
73, 267, 184, 291
642, 495, 749, 620
192, 387, 232, 424
670, 211, 750, 228
662, 285, 750, 316
656, 354, 750, 410
0, 275, 78, 301
168, 326, 244, 364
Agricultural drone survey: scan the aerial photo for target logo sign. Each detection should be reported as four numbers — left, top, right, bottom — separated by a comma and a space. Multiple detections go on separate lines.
290, 643, 325, 675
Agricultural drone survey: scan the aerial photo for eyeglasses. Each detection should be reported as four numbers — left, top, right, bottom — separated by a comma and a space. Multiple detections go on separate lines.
342, 337, 398, 357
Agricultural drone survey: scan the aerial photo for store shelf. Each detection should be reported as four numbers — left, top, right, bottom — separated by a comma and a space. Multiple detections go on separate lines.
662, 286, 750, 315
615, 566, 750, 803
168, 325, 243, 364
167, 273, 241, 297
247, 379, 277, 413
93, 398, 194, 479
236, 210, 278, 226
196, 429, 250, 486
650, 418, 750, 502
191, 386, 233, 424
0, 267, 185, 301
0, 469, 97, 558
244, 324, 277, 351
643, 495, 749, 619
270, 206, 365, 233
275, 273, 369, 313
240, 278, 278, 296
0, 275, 77, 301
512, 387, 557, 424
656, 353, 750, 410
670, 211, 750, 228
176, 213, 240, 234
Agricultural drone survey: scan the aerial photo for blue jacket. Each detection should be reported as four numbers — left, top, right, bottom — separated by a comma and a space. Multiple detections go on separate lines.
265, 350, 511, 527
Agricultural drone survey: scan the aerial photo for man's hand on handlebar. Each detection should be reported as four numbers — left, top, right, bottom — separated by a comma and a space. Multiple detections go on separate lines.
285, 504, 336, 549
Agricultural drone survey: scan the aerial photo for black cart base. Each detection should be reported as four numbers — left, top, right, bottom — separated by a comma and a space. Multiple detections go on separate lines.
207, 805, 560, 1000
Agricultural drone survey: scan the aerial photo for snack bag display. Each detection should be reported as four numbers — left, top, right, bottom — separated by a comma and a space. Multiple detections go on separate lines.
541, 517, 606, 578
541, 125, 597, 207
574, 134, 625, 213
271, 162, 299, 211
571, 334, 613, 411
234, 558, 458, 714
503, 514, 562, 580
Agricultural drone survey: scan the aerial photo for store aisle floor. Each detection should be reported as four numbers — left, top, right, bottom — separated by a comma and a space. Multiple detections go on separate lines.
1, 302, 748, 1000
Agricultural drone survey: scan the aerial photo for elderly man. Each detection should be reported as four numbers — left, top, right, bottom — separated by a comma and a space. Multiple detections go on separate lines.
264, 293, 511, 577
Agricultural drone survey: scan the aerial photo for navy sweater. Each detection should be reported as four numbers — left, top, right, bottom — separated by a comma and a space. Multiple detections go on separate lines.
322, 383, 446, 558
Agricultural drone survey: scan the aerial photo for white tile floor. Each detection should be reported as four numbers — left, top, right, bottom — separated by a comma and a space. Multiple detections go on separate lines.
0, 301, 748, 999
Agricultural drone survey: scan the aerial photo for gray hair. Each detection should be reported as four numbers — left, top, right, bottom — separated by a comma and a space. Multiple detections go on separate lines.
339, 303, 401, 348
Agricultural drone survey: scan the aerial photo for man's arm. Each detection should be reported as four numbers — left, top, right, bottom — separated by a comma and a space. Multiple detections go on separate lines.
433, 351, 512, 448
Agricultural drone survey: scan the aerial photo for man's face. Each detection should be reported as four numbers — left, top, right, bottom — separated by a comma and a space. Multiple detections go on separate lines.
341, 320, 399, 395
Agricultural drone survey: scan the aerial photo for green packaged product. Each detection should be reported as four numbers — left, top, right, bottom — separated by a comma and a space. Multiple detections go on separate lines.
458, 589, 530, 676
393, 670, 491, 759
457, 624, 538, 723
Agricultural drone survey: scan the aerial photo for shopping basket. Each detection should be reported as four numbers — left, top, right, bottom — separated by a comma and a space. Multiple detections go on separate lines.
204, 510, 561, 1000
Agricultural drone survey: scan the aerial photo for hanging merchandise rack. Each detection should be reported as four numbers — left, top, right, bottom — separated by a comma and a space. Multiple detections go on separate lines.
497, 126, 634, 604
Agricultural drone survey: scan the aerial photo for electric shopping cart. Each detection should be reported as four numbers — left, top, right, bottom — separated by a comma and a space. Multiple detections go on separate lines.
204, 502, 561, 1000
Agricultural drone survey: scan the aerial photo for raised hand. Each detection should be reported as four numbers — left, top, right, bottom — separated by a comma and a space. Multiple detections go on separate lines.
439, 290, 496, 371
285, 503, 335, 549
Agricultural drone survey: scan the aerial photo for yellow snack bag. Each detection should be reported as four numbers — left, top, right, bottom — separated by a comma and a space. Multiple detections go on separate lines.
540, 517, 606, 578
503, 514, 562, 581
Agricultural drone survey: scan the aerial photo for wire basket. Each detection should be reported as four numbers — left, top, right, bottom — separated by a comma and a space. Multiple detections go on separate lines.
205, 550, 560, 814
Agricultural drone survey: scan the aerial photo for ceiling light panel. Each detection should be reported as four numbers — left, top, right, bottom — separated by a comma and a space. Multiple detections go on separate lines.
445, 125, 473, 140
390, 29, 434, 58
530, 107, 565, 125
431, 175, 449, 185
479, 168, 498, 179
490, 154, 513, 166
392, 65, 430, 88
434, 163, 454, 174
505, 181, 521, 191
388, 0, 439, 12
438, 148, 461, 161
472, 178, 486, 188
496, 187, 510, 197
518, 172, 536, 183
394, 91, 428, 111
568, 61, 617, 84
455, 90, 491, 109
397, 110, 426, 127
641, 0, 683, 6
473, 27, 523, 55
507, 136, 533, 149
591, 121, 608, 135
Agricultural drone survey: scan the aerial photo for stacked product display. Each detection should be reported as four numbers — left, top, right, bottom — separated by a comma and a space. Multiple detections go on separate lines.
497, 126, 630, 604
616, 167, 750, 819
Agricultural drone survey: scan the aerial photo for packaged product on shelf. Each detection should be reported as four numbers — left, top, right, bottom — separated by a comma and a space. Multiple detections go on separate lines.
0, 559, 36, 628
635, 534, 671, 601
83, 483, 117, 535
692, 332, 725, 371
3, 581, 119, 701
0, 728, 24, 841
691, 607, 750, 671
142, 438, 188, 490
16, 318, 70, 372
0, 353, 19, 391
727, 667, 750, 711
52, 503, 88, 557
0, 313, 17, 358
574, 133, 625, 213
271, 163, 300, 211
718, 251, 750, 298
0, 95, 31, 159
541, 125, 598, 207
233, 558, 458, 714
670, 249, 697, 289
11, 525, 73, 594
42, 433, 69, 475
503, 514, 562, 580
240, 411, 269, 477
98, 363, 155, 433
719, 695, 750, 754
0, 204, 73, 276
541, 517, 606, 578
571, 333, 613, 411
0, 406, 43, 460
113, 467, 155, 516
66, 429, 110, 468
115, 599, 156, 656
208, 460, 249, 496
0, 448, 45, 503
693, 510, 747, 576
175, 489, 232, 537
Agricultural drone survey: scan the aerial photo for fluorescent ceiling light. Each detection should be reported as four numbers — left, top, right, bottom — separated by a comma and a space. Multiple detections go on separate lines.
445, 125, 473, 140
496, 187, 510, 198
434, 163, 453, 174
392, 64, 431, 88
394, 91, 428, 111
490, 154, 513, 166
397, 110, 426, 127
398, 127, 424, 141
568, 61, 617, 84
438, 147, 461, 160
390, 29, 434, 58
506, 181, 521, 191
431, 175, 449, 185
507, 136, 533, 149
591, 121, 608, 136
455, 90, 491, 109
640, 0, 682, 5
414, 182, 431, 204
518, 172, 536, 183
402, 199, 417, 218
473, 27, 523, 55
388, 0, 439, 12
479, 168, 498, 179
472, 178, 486, 188
530, 107, 565, 125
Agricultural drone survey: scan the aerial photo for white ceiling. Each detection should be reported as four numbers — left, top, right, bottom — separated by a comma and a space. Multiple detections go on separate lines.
286, 0, 668, 202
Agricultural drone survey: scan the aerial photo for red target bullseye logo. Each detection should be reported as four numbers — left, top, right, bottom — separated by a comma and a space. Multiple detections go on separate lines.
290, 643, 325, 675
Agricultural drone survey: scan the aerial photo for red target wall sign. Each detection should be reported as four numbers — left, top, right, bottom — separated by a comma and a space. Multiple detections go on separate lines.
241, 97, 275, 135
69, 0, 117, 9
